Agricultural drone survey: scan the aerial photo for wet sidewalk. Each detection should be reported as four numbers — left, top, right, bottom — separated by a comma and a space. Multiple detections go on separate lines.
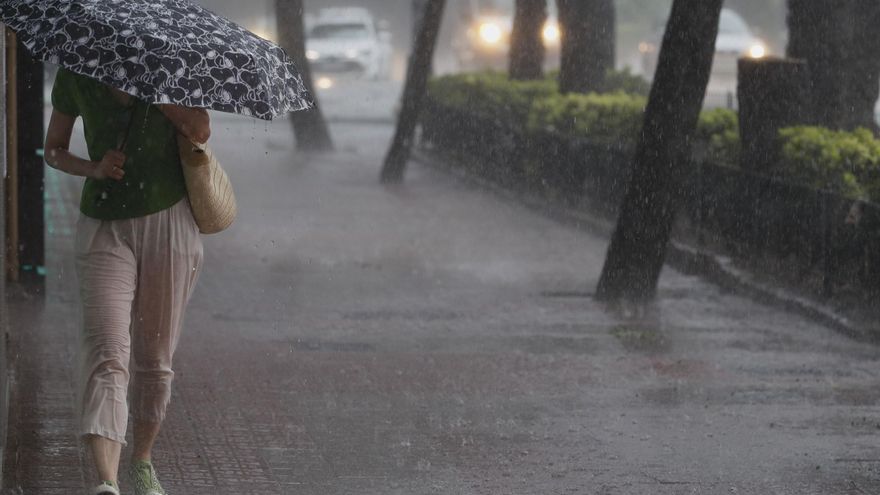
4, 118, 880, 494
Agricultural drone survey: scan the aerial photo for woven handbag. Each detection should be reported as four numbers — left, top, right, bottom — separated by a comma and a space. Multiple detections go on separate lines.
176, 134, 237, 234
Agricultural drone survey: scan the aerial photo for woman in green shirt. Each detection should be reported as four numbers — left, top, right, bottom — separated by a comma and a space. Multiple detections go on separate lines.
45, 68, 210, 495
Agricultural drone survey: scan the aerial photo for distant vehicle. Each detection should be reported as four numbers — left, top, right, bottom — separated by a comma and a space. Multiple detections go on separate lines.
639, 8, 768, 81
450, 0, 561, 72
305, 8, 393, 80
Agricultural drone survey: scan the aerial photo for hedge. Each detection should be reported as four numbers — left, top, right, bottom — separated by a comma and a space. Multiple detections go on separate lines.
526, 91, 646, 147
697, 108, 740, 168
426, 72, 557, 124
777, 126, 880, 201
427, 72, 880, 201
428, 71, 737, 153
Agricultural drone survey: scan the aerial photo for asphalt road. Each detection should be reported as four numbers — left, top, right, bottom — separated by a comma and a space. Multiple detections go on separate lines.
309, 77, 403, 123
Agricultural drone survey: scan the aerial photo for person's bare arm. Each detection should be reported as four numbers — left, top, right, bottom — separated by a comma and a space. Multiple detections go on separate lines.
156, 105, 211, 144
44, 109, 125, 180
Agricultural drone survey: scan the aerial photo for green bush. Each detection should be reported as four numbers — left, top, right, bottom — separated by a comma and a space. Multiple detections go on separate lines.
543, 67, 651, 95
427, 69, 649, 123
527, 91, 646, 146
600, 67, 652, 96
778, 126, 880, 200
427, 70, 880, 204
426, 72, 557, 123
428, 70, 735, 152
697, 108, 740, 167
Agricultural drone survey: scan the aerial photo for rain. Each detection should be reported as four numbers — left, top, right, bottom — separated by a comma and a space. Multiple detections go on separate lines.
2, 0, 880, 493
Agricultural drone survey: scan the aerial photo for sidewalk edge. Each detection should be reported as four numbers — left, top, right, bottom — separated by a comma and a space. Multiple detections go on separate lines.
413, 149, 875, 343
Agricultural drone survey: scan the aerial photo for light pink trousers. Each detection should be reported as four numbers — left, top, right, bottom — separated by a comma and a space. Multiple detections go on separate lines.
74, 199, 203, 444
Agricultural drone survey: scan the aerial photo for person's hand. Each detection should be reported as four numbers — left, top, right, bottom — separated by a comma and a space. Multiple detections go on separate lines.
157, 105, 211, 144
93, 150, 126, 181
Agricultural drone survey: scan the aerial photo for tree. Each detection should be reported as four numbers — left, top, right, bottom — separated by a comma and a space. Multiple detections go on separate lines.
737, 58, 810, 172
275, 0, 333, 151
596, 0, 723, 302
787, 0, 848, 130
508, 0, 547, 81
556, 0, 615, 94
411, 0, 430, 44
787, 0, 880, 132
380, 0, 446, 183
848, 0, 880, 133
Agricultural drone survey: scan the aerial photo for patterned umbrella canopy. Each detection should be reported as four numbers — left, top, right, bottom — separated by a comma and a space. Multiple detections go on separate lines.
0, 0, 313, 120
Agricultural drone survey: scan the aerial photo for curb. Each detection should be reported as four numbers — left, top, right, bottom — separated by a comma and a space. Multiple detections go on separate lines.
413, 149, 874, 342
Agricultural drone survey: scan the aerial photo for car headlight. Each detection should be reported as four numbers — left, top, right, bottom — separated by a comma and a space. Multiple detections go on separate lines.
478, 22, 503, 45
306, 49, 320, 61
638, 42, 656, 54
316, 77, 334, 89
542, 21, 560, 45
748, 43, 767, 59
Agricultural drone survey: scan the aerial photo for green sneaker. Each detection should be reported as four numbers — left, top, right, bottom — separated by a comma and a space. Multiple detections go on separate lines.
92, 481, 120, 495
128, 460, 167, 495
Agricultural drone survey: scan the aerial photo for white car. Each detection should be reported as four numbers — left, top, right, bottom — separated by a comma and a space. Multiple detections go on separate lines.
640, 8, 767, 80
638, 8, 768, 107
305, 8, 392, 80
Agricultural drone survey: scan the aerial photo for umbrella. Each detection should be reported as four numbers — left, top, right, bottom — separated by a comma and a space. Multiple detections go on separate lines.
0, 0, 313, 120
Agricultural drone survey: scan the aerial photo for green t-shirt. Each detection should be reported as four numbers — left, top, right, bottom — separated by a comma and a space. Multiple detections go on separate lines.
51, 69, 187, 220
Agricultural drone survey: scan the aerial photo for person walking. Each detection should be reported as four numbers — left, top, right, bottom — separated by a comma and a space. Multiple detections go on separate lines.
5, 1, 312, 493
44, 67, 211, 495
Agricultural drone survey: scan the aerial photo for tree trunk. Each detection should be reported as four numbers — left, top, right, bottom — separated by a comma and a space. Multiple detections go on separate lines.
787, 0, 880, 132
596, 0, 723, 302
737, 58, 811, 172
787, 0, 848, 129
849, 0, 880, 133
509, 0, 547, 81
380, 0, 446, 183
275, 0, 333, 151
412, 0, 430, 44
556, 0, 615, 94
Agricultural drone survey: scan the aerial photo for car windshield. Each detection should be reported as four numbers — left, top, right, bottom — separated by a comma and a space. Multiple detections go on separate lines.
310, 23, 369, 40
719, 10, 750, 35
476, 0, 556, 16
653, 9, 752, 36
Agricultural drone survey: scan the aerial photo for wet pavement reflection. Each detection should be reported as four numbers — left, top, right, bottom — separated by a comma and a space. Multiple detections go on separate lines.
5, 93, 880, 493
